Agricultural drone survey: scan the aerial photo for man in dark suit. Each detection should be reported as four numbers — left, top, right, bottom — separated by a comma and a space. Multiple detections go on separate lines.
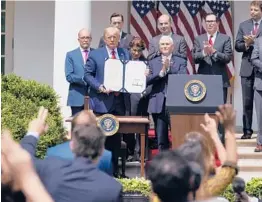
65, 28, 94, 116
98, 13, 133, 49
148, 14, 187, 60
147, 35, 187, 151
21, 107, 122, 202
235, 1, 262, 139
251, 36, 262, 152
192, 13, 233, 103
84, 27, 130, 176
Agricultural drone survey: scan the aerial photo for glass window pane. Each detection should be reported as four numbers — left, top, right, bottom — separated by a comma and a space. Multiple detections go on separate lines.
1, 57, 5, 74
1, 1, 6, 10
1, 34, 5, 55
1, 12, 5, 32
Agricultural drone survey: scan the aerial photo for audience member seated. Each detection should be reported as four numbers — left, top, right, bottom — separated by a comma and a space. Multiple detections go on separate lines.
178, 104, 238, 200
46, 110, 113, 175
20, 107, 122, 202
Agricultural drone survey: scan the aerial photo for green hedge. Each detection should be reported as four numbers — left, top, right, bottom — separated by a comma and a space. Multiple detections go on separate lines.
1, 74, 66, 158
118, 177, 262, 201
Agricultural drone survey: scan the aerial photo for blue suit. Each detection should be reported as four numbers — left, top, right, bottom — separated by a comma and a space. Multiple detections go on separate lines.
83, 47, 130, 114
21, 135, 122, 202
83, 47, 130, 175
147, 55, 187, 150
65, 48, 94, 115
46, 141, 113, 175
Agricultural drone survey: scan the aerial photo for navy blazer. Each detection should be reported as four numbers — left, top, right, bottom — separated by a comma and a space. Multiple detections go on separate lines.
84, 47, 131, 114
21, 135, 122, 202
147, 55, 187, 114
65, 47, 94, 107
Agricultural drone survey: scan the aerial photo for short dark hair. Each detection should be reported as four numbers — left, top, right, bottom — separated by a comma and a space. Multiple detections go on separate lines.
205, 12, 219, 22
250, 1, 262, 11
129, 37, 146, 51
110, 13, 124, 22
146, 150, 192, 202
71, 124, 105, 160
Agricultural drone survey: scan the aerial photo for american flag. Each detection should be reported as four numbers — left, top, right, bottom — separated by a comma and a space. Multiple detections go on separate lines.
130, 0, 158, 55
130, 0, 234, 79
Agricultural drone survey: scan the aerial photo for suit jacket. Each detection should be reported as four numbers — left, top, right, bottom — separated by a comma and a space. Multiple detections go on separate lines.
46, 142, 113, 175
21, 135, 122, 202
98, 31, 134, 49
148, 33, 187, 59
65, 47, 94, 107
192, 32, 232, 87
235, 19, 262, 77
147, 55, 187, 114
84, 47, 131, 113
251, 36, 262, 91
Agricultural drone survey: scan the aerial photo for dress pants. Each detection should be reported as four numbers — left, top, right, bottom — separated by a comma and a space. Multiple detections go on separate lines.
123, 93, 149, 157
71, 106, 84, 116
96, 94, 125, 176
241, 74, 255, 136
254, 90, 262, 145
218, 87, 228, 144
152, 99, 169, 151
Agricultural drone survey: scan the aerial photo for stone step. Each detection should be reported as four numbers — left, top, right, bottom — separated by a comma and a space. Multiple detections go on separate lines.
238, 159, 262, 172
236, 133, 257, 147
238, 147, 262, 159
237, 171, 262, 182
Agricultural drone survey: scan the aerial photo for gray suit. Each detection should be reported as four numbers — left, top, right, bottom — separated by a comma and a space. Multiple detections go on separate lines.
235, 19, 262, 135
98, 31, 133, 49
192, 32, 232, 102
251, 36, 262, 145
148, 33, 187, 59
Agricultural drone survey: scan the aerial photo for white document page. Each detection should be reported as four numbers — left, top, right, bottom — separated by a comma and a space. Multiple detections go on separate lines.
104, 59, 123, 91
124, 61, 147, 93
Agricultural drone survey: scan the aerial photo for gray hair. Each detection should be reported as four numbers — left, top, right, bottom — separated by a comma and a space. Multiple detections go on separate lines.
159, 35, 174, 45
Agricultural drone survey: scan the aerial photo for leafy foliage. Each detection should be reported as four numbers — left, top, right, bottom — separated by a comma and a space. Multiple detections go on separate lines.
1, 74, 66, 158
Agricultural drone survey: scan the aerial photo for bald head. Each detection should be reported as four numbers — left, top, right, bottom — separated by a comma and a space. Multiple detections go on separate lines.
158, 14, 172, 35
103, 27, 120, 49
78, 28, 92, 49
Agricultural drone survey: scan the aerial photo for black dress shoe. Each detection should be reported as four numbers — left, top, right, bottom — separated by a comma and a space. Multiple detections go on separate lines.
241, 134, 252, 139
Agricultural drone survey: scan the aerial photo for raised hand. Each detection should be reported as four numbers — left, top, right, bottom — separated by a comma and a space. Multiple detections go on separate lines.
215, 104, 236, 133
28, 106, 49, 135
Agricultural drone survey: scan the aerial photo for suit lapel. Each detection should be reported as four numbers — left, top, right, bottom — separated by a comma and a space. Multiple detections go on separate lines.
256, 21, 262, 37
103, 47, 109, 60
117, 48, 125, 60
121, 32, 127, 39
77, 48, 84, 66
213, 32, 220, 50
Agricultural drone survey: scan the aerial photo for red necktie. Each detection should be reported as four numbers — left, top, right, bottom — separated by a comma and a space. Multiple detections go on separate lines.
111, 50, 116, 59
111, 49, 119, 96
253, 23, 259, 35
209, 35, 213, 46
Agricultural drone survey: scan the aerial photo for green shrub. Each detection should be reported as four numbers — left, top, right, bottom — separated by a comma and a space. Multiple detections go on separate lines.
117, 177, 151, 197
1, 74, 66, 158
118, 177, 262, 201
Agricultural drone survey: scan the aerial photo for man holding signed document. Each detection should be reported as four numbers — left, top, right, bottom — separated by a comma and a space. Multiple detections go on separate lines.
84, 27, 150, 177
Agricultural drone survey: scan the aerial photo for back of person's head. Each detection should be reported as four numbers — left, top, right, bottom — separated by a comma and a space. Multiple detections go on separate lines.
71, 110, 97, 131
71, 124, 105, 160
181, 132, 215, 175
146, 150, 200, 202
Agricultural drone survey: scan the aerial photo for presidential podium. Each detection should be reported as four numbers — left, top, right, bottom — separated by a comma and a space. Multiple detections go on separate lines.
166, 75, 224, 149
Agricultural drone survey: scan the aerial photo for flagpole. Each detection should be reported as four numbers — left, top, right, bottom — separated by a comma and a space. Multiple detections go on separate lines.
230, 0, 235, 105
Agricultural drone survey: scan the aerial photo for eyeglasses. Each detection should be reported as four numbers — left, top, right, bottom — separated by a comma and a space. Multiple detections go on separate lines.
206, 20, 217, 24
79, 36, 92, 40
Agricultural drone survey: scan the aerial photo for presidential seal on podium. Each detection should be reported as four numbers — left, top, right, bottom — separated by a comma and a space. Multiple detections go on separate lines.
184, 80, 207, 102
97, 114, 119, 136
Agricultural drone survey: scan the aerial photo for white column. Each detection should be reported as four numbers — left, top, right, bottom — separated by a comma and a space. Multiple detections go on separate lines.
52, 0, 91, 124
233, 1, 257, 132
